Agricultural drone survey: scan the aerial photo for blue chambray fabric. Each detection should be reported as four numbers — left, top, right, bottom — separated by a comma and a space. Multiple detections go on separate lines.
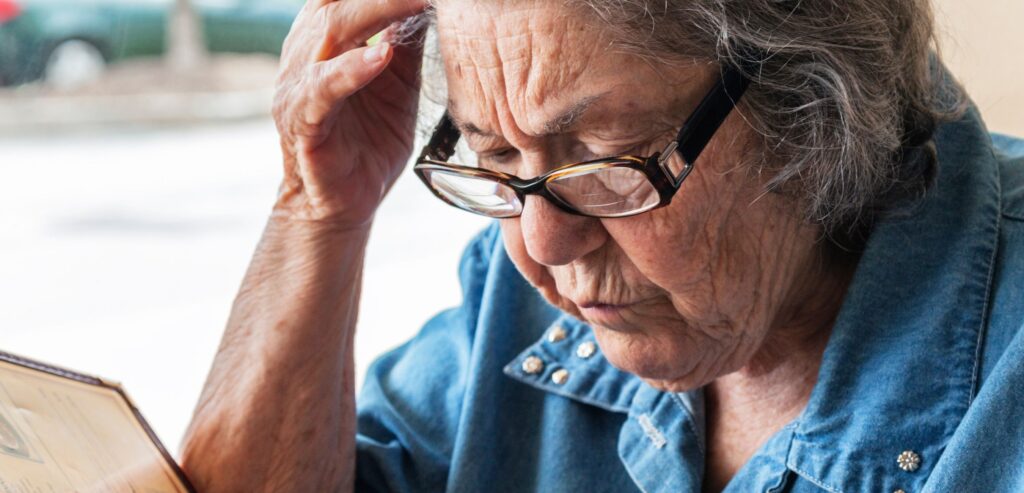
353, 106, 1024, 493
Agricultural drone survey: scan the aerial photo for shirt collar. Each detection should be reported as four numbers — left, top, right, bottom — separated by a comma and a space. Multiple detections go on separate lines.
503, 107, 1002, 492
502, 314, 643, 414
786, 106, 1001, 492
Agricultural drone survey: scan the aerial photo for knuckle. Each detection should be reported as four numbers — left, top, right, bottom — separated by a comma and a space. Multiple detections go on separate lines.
280, 18, 301, 49
314, 61, 354, 103
271, 92, 289, 124
273, 85, 318, 142
296, 76, 334, 131
281, 4, 317, 53
315, 4, 334, 35
272, 62, 345, 139
317, 2, 358, 56
272, 75, 298, 114
310, 63, 333, 99
273, 101, 297, 139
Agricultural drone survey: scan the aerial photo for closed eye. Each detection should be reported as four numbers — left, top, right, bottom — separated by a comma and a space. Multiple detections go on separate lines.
475, 140, 654, 172
479, 148, 520, 166
586, 142, 650, 160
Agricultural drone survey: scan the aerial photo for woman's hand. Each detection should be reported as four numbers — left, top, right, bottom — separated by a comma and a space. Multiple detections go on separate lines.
272, 0, 428, 229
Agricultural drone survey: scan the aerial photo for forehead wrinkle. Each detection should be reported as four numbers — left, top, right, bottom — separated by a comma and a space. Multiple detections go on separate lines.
447, 5, 599, 142
494, 26, 536, 143
448, 92, 609, 143
442, 19, 511, 139
516, 14, 596, 135
440, 8, 540, 142
438, 1, 676, 144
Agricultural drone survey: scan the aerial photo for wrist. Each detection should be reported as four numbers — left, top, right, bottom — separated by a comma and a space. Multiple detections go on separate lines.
272, 183, 380, 233
241, 212, 371, 331
269, 207, 373, 235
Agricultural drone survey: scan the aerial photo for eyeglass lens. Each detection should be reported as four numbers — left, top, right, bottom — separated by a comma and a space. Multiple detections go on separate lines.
422, 161, 663, 218
546, 166, 660, 217
423, 169, 523, 217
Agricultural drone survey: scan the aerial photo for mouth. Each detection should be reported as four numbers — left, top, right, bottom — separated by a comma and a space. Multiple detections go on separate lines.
575, 301, 638, 331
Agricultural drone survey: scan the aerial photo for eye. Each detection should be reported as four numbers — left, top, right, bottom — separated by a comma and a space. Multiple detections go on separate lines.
479, 148, 520, 165
586, 142, 648, 159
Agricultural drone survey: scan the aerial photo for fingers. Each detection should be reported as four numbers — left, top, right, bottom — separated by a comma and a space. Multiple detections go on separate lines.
302, 0, 335, 13
379, 22, 426, 88
301, 43, 394, 129
339, 0, 429, 42
315, 0, 428, 61
275, 0, 425, 150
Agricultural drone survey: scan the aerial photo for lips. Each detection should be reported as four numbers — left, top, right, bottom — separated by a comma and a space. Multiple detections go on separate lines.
576, 301, 637, 331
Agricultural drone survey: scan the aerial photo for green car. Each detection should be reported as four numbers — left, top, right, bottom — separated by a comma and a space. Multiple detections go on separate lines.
0, 0, 301, 87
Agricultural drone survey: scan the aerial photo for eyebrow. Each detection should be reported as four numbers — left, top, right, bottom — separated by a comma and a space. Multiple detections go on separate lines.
448, 93, 607, 139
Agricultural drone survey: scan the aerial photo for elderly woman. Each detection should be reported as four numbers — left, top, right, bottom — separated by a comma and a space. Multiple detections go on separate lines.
180, 0, 1024, 491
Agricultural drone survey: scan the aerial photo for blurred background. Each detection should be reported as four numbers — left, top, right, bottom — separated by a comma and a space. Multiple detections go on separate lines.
0, 0, 1020, 457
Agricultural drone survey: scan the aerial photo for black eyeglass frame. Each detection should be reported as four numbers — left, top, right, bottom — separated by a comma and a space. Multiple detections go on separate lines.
413, 65, 751, 219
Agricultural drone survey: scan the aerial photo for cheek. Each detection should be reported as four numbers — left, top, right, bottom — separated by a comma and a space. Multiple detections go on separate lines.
497, 219, 534, 280
600, 130, 762, 312
497, 219, 576, 313
601, 176, 721, 297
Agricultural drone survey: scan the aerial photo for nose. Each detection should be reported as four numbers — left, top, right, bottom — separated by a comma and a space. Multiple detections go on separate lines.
519, 194, 607, 266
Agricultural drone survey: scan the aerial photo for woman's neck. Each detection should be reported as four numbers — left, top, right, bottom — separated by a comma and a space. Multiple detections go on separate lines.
701, 251, 856, 492
700, 330, 827, 492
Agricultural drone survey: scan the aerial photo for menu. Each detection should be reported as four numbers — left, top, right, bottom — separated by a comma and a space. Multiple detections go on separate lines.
0, 351, 194, 493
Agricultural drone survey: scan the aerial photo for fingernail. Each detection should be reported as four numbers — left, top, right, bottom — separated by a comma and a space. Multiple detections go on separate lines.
363, 42, 390, 63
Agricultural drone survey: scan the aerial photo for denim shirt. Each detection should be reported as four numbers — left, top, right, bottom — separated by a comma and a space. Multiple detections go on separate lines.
354, 107, 1024, 493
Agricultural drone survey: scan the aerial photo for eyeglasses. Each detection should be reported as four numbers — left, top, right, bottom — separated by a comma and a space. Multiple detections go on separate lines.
413, 66, 750, 219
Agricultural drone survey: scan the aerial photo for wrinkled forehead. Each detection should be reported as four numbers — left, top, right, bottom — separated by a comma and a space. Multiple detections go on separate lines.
433, 0, 618, 134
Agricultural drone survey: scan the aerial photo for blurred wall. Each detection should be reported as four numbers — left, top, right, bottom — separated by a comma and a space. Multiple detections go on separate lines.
935, 0, 1024, 136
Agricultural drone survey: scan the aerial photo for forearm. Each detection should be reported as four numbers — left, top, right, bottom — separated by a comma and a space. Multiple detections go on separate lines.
180, 214, 369, 493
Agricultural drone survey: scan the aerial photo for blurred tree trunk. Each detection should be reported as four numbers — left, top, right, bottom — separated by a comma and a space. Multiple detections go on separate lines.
166, 0, 207, 73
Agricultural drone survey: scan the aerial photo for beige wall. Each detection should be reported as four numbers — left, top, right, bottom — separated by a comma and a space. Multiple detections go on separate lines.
934, 0, 1024, 136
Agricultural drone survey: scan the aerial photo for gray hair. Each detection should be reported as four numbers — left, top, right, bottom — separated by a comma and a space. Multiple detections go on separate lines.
410, 0, 965, 241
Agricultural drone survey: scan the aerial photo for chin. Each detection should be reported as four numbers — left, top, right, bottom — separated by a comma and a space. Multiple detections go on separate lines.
592, 325, 712, 392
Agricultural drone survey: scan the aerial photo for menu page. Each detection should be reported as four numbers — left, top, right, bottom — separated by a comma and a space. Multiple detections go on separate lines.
0, 357, 191, 493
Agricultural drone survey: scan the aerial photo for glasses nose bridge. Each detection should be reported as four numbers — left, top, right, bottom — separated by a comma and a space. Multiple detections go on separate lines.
514, 145, 572, 180
520, 191, 598, 235
505, 173, 573, 218
506, 148, 573, 199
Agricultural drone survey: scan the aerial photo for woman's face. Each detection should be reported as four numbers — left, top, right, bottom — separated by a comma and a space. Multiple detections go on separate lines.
436, 0, 826, 391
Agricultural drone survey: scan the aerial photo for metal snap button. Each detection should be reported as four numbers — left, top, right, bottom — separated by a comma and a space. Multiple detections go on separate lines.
547, 325, 567, 343
522, 356, 544, 375
576, 341, 597, 359
896, 450, 921, 472
551, 368, 569, 385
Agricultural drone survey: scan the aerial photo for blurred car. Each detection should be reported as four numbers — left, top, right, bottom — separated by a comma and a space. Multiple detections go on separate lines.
0, 0, 301, 87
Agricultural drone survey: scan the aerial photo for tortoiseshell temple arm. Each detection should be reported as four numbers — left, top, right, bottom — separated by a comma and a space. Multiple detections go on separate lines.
668, 66, 750, 185
419, 113, 460, 163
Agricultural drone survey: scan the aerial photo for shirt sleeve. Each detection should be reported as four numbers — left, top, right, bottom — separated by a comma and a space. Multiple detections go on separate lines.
992, 132, 1024, 159
353, 223, 501, 492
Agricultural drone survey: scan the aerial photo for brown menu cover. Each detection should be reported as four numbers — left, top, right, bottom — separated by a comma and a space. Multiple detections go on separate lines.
0, 350, 195, 493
